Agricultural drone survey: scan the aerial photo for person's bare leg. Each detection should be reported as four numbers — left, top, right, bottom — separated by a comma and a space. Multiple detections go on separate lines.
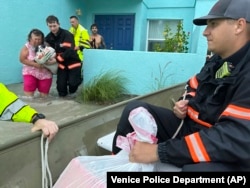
24, 91, 34, 98
40, 92, 49, 98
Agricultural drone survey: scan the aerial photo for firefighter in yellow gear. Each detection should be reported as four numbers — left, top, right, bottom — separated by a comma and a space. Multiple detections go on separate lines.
69, 16, 91, 62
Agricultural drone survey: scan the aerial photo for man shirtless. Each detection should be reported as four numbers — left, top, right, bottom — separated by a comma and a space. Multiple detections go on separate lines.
90, 23, 106, 49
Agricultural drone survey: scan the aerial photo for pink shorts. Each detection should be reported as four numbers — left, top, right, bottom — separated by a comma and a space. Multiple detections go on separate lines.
23, 75, 53, 94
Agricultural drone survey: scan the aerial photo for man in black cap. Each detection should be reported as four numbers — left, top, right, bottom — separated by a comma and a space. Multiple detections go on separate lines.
112, 0, 250, 171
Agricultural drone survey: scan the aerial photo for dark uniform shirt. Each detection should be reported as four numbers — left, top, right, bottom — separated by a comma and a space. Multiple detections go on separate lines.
158, 41, 250, 170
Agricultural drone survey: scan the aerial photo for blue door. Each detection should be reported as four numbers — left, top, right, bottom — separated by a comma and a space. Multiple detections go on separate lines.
94, 15, 135, 50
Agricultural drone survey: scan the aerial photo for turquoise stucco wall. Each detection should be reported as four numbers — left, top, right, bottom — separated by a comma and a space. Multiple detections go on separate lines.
84, 49, 206, 95
191, 0, 217, 54
0, 0, 216, 96
143, 0, 196, 7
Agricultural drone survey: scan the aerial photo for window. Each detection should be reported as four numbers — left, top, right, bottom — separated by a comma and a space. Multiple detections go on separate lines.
147, 19, 181, 51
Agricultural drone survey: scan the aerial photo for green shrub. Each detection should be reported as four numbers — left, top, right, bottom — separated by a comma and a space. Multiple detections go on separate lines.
153, 21, 190, 53
82, 70, 129, 104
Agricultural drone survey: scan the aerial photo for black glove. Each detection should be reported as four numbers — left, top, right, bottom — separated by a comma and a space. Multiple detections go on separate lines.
79, 46, 84, 51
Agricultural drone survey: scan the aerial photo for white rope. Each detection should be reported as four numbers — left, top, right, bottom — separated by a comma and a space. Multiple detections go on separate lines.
41, 134, 53, 188
171, 84, 188, 139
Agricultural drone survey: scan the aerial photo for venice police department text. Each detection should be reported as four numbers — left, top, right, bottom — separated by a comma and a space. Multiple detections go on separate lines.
110, 175, 226, 185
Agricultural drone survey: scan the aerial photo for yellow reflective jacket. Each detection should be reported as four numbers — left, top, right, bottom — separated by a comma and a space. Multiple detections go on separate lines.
0, 83, 37, 122
69, 24, 91, 61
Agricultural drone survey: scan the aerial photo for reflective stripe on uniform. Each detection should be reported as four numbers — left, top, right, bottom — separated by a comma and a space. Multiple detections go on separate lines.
61, 42, 72, 48
58, 64, 65, 69
187, 106, 212, 128
79, 40, 91, 49
189, 76, 198, 89
68, 63, 81, 69
186, 91, 195, 97
221, 104, 250, 120
57, 55, 64, 62
0, 99, 26, 120
58, 63, 81, 70
185, 132, 211, 163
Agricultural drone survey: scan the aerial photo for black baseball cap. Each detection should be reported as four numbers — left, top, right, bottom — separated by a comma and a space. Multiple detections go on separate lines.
193, 0, 250, 26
